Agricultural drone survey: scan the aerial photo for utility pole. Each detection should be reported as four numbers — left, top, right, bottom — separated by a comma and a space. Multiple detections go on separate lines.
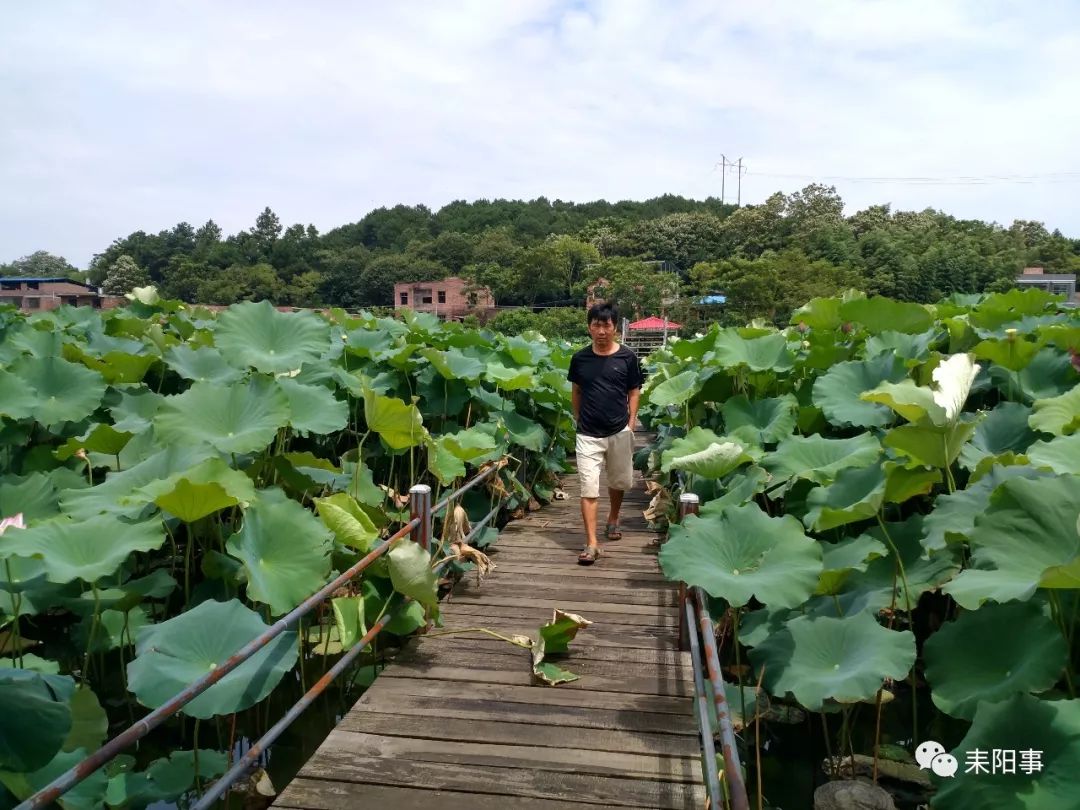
716, 156, 746, 206
720, 154, 727, 205
736, 157, 744, 206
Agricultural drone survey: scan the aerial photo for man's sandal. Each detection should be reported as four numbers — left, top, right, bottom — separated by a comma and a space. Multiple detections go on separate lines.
604, 524, 622, 541
578, 545, 601, 565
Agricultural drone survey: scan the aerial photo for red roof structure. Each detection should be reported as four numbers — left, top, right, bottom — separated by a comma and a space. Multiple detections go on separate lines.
628, 316, 681, 331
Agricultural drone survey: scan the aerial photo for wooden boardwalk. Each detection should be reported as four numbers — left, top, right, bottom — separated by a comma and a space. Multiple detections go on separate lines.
275, 461, 705, 809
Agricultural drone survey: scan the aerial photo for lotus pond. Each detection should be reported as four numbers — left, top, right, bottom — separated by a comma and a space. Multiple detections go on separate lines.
640, 289, 1080, 809
0, 293, 575, 808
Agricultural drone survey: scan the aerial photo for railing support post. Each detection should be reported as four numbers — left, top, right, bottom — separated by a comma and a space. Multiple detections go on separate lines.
676, 492, 699, 652
409, 484, 432, 551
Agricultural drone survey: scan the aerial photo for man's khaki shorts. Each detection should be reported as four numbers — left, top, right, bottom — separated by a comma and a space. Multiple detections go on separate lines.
576, 427, 634, 498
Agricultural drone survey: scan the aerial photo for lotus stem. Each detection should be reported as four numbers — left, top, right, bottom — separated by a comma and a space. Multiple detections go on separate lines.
878, 512, 917, 758
425, 627, 532, 648
82, 582, 102, 686
193, 718, 202, 794
732, 605, 748, 728
872, 687, 885, 784
3, 560, 23, 668
1049, 591, 1077, 698
820, 711, 835, 777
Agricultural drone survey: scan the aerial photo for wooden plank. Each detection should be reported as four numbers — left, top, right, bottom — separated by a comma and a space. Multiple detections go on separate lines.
488, 563, 667, 582
341, 692, 698, 737
452, 581, 677, 607
277, 778, 593, 810
424, 621, 675, 650
442, 592, 674, 616
317, 728, 700, 782
337, 712, 701, 757
297, 748, 705, 809
361, 675, 693, 715
442, 602, 678, 628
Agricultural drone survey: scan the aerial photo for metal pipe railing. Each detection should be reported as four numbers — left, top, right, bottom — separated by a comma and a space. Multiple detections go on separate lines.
433, 462, 500, 513
685, 596, 723, 810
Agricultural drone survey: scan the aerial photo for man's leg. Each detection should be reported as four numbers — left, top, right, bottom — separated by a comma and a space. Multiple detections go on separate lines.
606, 487, 624, 531
581, 496, 599, 548
604, 427, 635, 536
576, 434, 604, 557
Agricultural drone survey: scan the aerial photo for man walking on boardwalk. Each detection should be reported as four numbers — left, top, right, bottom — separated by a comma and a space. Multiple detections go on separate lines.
568, 302, 645, 565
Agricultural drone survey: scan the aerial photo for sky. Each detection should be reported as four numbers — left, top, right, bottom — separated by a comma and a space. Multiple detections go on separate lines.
3, 0, 1080, 268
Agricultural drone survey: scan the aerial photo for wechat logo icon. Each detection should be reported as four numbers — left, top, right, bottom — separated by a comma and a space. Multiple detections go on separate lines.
916, 741, 958, 778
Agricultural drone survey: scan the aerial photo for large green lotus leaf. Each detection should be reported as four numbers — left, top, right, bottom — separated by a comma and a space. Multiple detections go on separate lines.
496, 410, 547, 452
344, 328, 396, 358
55, 423, 132, 461
763, 433, 881, 488
838, 296, 934, 334
660, 427, 755, 479
62, 343, 158, 385
76, 607, 151, 654
154, 378, 290, 455
0, 356, 106, 427
0, 471, 68, 523
0, 668, 74, 771
60, 444, 216, 520
127, 598, 298, 719
1, 515, 165, 584
1030, 382, 1080, 436
920, 466, 1046, 553
647, 369, 702, 408
331, 596, 366, 651
388, 541, 438, 610
816, 534, 888, 595
362, 387, 426, 449
712, 330, 794, 372
314, 492, 379, 553
861, 380, 946, 425
669, 329, 718, 360
883, 419, 978, 469
992, 347, 1076, 404
883, 461, 941, 505
427, 438, 466, 485
227, 488, 332, 615
698, 466, 771, 515
957, 401, 1039, 470
275, 377, 348, 436
791, 296, 842, 331
863, 329, 940, 363
503, 334, 549, 366
109, 388, 165, 433
162, 345, 243, 385
721, 394, 798, 445
659, 503, 822, 609
61, 686, 108, 754
0, 746, 109, 810
126, 457, 256, 523
1027, 433, 1080, 475
973, 335, 1040, 371
484, 362, 535, 391
943, 475, 1080, 608
750, 611, 915, 710
214, 300, 330, 373
442, 427, 498, 461
104, 749, 228, 809
813, 354, 908, 428
804, 463, 886, 532
924, 601, 1067, 721
931, 694, 1080, 810
419, 347, 485, 381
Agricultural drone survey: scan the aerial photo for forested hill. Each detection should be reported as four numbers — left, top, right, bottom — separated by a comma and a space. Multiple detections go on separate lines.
17, 185, 1079, 326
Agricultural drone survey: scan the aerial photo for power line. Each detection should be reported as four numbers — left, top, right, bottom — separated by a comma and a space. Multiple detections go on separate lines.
714, 156, 748, 204
745, 170, 1080, 186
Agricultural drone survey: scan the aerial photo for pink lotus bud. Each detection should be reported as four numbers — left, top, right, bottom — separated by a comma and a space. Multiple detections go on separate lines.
0, 513, 26, 535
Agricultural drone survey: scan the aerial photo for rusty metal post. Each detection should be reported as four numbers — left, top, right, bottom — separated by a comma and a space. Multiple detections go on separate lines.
676, 492, 699, 651
409, 484, 432, 551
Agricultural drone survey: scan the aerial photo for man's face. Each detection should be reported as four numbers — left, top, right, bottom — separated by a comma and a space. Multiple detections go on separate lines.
589, 318, 615, 348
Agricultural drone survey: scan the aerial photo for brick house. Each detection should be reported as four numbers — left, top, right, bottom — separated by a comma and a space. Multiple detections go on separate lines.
393, 277, 495, 320
1016, 266, 1078, 302
0, 277, 125, 312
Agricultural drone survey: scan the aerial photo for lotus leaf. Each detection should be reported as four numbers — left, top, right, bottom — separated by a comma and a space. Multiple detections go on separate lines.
127, 598, 298, 718
485, 362, 535, 390
931, 694, 1080, 810
712, 330, 794, 372
973, 335, 1040, 371
763, 433, 881, 488
315, 492, 379, 552
957, 401, 1039, 470
863, 329, 940, 363
162, 344, 243, 385
943, 475, 1080, 608
883, 418, 977, 469
1029, 382, 1080, 436
0, 747, 109, 810
442, 427, 498, 461
991, 347, 1076, 404
0, 356, 106, 427
61, 686, 108, 754
660, 427, 755, 479
861, 380, 946, 425
924, 601, 1067, 721
76, 606, 151, 653
214, 300, 330, 373
813, 354, 908, 428
104, 749, 228, 809
722, 394, 798, 444
497, 410, 547, 452
61, 343, 158, 385
804, 463, 886, 532
838, 296, 934, 334
659, 503, 821, 608
227, 488, 332, 615
647, 369, 701, 408
0, 668, 74, 771
276, 377, 348, 435
128, 457, 256, 522
698, 466, 770, 514
109, 388, 165, 433
154, 378, 289, 455
388, 540, 438, 611
427, 438, 466, 484
791, 296, 843, 331
816, 534, 888, 595
420, 347, 485, 381
0, 471, 68, 523
362, 387, 426, 449
882, 461, 941, 505
1, 515, 165, 584
504, 334, 549, 366
332, 595, 365, 651
749, 611, 916, 710
1026, 433, 1080, 475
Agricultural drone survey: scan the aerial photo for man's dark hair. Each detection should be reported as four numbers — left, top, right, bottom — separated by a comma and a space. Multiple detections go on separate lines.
587, 301, 618, 325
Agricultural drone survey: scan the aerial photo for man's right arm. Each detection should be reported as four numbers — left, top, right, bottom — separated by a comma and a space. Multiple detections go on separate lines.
571, 383, 581, 423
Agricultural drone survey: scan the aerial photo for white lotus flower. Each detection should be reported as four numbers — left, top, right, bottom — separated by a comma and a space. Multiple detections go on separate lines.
0, 513, 26, 535
931, 353, 981, 423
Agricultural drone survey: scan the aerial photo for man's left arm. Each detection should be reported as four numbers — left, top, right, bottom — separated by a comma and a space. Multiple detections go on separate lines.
627, 387, 640, 431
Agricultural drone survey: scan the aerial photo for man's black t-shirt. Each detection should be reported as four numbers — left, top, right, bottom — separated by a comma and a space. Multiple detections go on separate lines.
568, 345, 646, 438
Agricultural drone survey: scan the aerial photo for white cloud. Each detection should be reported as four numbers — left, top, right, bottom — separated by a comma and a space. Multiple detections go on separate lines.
1, 0, 1079, 266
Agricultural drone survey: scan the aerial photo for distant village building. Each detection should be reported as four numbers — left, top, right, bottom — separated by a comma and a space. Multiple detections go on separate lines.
393, 277, 495, 320
0, 277, 125, 312
623, 316, 682, 357
1015, 267, 1078, 302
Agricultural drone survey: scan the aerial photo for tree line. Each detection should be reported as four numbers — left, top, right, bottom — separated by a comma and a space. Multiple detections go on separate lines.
3, 186, 1078, 333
